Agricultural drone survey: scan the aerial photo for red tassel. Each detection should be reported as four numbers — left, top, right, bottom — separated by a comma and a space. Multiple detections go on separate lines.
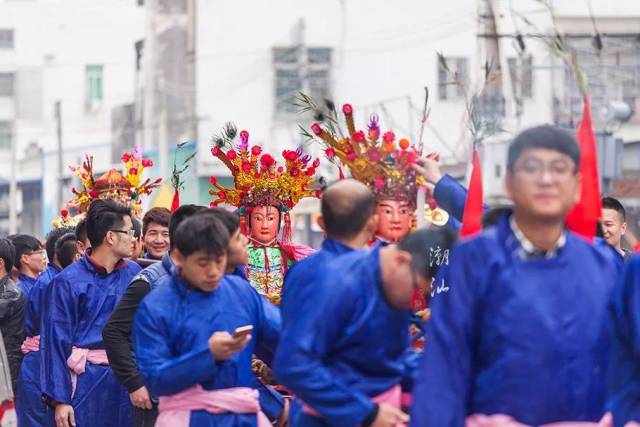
240, 215, 248, 236
460, 148, 483, 238
566, 96, 602, 241
170, 190, 180, 213
338, 166, 345, 180
281, 212, 292, 244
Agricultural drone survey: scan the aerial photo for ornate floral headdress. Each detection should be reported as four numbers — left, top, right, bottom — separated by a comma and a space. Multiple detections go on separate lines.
309, 103, 424, 205
53, 149, 162, 226
209, 125, 320, 242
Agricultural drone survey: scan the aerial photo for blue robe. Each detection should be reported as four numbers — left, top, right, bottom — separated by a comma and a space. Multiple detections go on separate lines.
133, 270, 281, 426
608, 254, 640, 426
16, 264, 62, 426
273, 246, 411, 427
17, 273, 38, 298
411, 214, 620, 426
41, 256, 141, 427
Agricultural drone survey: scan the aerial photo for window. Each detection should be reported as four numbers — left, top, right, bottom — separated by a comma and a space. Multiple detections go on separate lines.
85, 65, 103, 104
438, 57, 469, 100
0, 121, 12, 150
273, 46, 332, 117
508, 56, 533, 99
0, 30, 13, 49
0, 73, 14, 97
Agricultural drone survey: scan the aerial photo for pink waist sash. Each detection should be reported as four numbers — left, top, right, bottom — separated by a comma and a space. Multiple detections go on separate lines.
303, 384, 402, 426
21, 335, 40, 354
155, 384, 270, 427
66, 347, 109, 399
465, 412, 614, 427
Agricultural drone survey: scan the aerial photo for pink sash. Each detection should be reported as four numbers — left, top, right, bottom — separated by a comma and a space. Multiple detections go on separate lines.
21, 335, 40, 354
465, 412, 614, 427
66, 347, 109, 398
155, 384, 270, 427
303, 384, 402, 426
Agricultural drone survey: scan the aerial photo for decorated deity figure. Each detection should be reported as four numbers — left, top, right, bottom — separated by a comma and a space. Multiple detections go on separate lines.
210, 126, 319, 303
52, 149, 161, 228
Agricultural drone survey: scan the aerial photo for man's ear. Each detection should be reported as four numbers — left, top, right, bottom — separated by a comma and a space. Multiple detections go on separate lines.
172, 248, 185, 268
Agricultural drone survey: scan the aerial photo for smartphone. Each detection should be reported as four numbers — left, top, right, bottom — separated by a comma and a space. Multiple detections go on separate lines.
232, 325, 253, 340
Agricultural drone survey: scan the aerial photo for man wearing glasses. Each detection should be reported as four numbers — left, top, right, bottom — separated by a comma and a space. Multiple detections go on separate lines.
8, 234, 46, 297
41, 199, 141, 427
411, 125, 620, 426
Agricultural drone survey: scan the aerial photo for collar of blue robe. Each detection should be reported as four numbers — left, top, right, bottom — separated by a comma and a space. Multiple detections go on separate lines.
84, 248, 127, 275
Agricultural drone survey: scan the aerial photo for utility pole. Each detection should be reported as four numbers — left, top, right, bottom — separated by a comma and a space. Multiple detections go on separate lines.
8, 121, 17, 234
55, 100, 64, 212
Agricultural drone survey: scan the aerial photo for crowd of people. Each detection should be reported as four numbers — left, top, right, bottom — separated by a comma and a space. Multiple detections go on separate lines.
0, 120, 638, 427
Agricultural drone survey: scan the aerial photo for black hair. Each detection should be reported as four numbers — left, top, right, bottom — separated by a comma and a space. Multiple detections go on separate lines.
8, 234, 42, 270
75, 218, 88, 243
0, 238, 16, 275
596, 220, 605, 238
507, 125, 580, 172
132, 218, 143, 240
398, 227, 457, 280
197, 208, 240, 235
169, 204, 207, 250
142, 207, 171, 236
321, 181, 376, 239
481, 206, 513, 228
45, 226, 75, 262
85, 200, 132, 248
55, 233, 78, 269
602, 196, 626, 221
173, 214, 230, 257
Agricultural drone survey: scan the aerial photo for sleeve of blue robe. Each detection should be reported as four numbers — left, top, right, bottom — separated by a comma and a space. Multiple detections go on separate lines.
41, 275, 78, 404
273, 266, 375, 427
434, 174, 488, 227
608, 255, 640, 424
410, 242, 486, 426
253, 292, 281, 365
133, 300, 220, 396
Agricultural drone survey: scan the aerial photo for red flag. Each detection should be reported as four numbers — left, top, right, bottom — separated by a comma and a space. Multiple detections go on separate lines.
566, 96, 602, 240
460, 148, 483, 237
170, 190, 180, 213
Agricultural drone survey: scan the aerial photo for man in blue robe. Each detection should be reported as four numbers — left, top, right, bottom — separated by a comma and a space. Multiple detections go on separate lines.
16, 226, 75, 427
276, 179, 377, 424
275, 225, 450, 427
133, 213, 281, 426
411, 125, 620, 426
608, 255, 640, 426
8, 234, 46, 297
41, 200, 141, 427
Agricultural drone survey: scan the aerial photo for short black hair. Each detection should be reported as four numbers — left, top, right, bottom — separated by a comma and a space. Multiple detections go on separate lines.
197, 208, 240, 235
321, 181, 376, 239
142, 207, 171, 236
602, 196, 626, 221
169, 204, 207, 250
398, 227, 457, 280
132, 218, 143, 240
55, 233, 78, 269
173, 214, 230, 257
0, 238, 16, 275
481, 206, 513, 228
45, 226, 75, 262
8, 234, 42, 270
75, 218, 88, 243
85, 200, 132, 248
507, 125, 580, 172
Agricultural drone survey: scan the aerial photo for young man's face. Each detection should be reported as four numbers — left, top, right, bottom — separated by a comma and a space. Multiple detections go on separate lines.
227, 228, 249, 269
601, 208, 626, 250
174, 249, 227, 292
22, 248, 47, 276
506, 148, 579, 222
143, 222, 170, 259
108, 215, 135, 259
130, 237, 144, 260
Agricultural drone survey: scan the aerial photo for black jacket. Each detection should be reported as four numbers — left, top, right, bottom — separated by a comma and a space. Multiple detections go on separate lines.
0, 275, 25, 392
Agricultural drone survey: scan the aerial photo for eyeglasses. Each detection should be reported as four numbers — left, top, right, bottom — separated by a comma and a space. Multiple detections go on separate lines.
111, 229, 136, 237
25, 249, 46, 257
514, 158, 576, 181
